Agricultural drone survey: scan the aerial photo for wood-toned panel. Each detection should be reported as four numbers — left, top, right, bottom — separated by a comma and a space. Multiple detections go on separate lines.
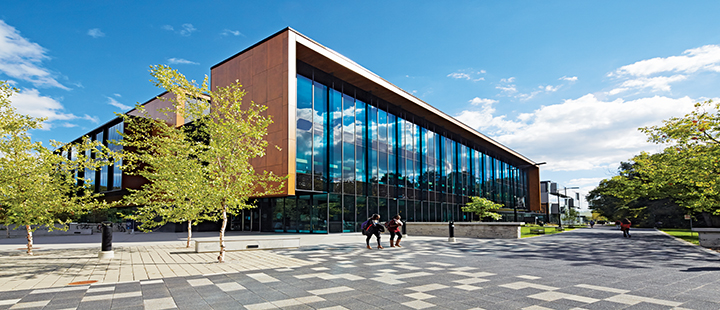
211, 31, 291, 196
527, 167, 541, 212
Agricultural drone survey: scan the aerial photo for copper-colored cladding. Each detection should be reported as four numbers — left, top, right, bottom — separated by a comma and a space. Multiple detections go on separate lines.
527, 167, 541, 212
211, 31, 292, 197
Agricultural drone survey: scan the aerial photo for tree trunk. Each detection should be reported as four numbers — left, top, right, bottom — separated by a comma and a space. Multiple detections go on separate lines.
186, 220, 192, 248
217, 206, 227, 263
25, 225, 33, 255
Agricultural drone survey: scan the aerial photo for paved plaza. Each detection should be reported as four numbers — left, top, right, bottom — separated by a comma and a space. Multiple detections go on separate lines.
0, 226, 719, 309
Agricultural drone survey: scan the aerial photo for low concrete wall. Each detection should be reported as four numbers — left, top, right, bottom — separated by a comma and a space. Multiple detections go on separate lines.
2, 224, 96, 237
195, 237, 301, 253
692, 228, 720, 248
1, 223, 130, 238
406, 222, 523, 239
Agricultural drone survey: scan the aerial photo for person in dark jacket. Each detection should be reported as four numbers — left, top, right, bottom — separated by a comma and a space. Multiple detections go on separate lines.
364, 214, 384, 249
387, 214, 403, 247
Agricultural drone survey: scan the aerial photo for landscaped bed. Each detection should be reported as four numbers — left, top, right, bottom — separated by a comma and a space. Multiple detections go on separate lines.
521, 225, 579, 238
659, 228, 699, 245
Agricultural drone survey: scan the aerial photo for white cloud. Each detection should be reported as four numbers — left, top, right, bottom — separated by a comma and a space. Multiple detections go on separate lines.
567, 177, 606, 187
162, 24, 197, 36
612, 45, 720, 77
447, 69, 485, 82
501, 77, 515, 83
221, 29, 243, 36
167, 58, 199, 65
560, 76, 578, 82
0, 20, 68, 89
496, 84, 517, 94
448, 72, 471, 79
9, 88, 100, 129
456, 98, 524, 136
60, 122, 78, 128
544, 85, 560, 92
87, 28, 105, 38
609, 74, 687, 94
107, 97, 131, 110
468, 97, 497, 106
606, 44, 720, 94
113, 93, 121, 97
179, 24, 196, 36
457, 93, 698, 172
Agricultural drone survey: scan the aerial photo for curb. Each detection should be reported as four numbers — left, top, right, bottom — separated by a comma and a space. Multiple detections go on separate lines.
655, 228, 720, 258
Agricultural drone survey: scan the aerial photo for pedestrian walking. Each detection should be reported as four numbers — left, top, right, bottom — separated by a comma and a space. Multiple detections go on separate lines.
620, 218, 632, 238
385, 214, 403, 247
615, 220, 621, 230
589, 220, 595, 228
361, 214, 384, 249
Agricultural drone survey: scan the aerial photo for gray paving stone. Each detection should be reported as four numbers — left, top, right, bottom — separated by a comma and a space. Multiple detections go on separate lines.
77, 299, 113, 310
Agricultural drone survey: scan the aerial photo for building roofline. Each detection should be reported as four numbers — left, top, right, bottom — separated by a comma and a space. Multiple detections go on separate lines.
211, 27, 292, 70
288, 29, 539, 166
68, 91, 170, 144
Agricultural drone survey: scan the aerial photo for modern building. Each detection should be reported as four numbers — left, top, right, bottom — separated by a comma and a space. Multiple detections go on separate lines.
66, 28, 543, 233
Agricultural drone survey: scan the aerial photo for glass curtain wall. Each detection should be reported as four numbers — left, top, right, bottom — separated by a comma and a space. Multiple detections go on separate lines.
288, 68, 530, 233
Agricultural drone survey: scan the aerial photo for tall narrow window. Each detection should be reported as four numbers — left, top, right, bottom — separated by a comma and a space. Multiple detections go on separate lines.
329, 89, 342, 193
342, 94, 355, 194
97, 131, 108, 192
108, 122, 123, 190
296, 75, 313, 190
312, 81, 327, 192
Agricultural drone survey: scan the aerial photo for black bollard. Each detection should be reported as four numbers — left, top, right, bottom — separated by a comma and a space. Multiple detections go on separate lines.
401, 220, 407, 235
448, 221, 456, 242
98, 221, 114, 259
101, 221, 113, 252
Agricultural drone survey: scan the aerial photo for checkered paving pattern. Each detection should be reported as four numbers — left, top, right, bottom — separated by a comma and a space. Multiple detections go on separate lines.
1, 228, 719, 310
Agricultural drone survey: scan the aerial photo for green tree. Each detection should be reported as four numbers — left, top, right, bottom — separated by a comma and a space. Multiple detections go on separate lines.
119, 112, 214, 248
0, 81, 115, 254
638, 100, 720, 223
126, 66, 285, 262
462, 196, 502, 221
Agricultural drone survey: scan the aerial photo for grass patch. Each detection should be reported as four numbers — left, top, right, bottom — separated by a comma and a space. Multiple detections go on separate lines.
521, 226, 579, 238
660, 228, 699, 245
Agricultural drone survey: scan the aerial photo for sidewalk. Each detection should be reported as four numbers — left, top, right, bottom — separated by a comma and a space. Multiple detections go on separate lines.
0, 231, 443, 292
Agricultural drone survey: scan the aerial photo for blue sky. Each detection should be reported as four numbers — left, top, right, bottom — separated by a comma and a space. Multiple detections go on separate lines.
3, 1, 720, 209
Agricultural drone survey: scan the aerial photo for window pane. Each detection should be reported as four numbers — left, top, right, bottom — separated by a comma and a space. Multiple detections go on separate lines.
312, 81, 327, 192
296, 75, 313, 190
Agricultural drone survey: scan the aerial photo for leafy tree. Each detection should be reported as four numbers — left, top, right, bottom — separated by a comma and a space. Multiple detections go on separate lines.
126, 66, 285, 262
562, 206, 580, 225
462, 196, 502, 221
637, 100, 720, 224
0, 81, 114, 254
119, 113, 214, 248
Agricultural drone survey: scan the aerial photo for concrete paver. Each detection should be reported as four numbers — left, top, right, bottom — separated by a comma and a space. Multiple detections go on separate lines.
0, 226, 719, 309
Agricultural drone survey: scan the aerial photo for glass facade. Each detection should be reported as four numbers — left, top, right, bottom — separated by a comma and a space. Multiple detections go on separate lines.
70, 121, 123, 193
258, 63, 532, 234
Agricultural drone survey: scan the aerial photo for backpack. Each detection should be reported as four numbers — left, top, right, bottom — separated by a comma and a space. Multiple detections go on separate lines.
361, 220, 372, 235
